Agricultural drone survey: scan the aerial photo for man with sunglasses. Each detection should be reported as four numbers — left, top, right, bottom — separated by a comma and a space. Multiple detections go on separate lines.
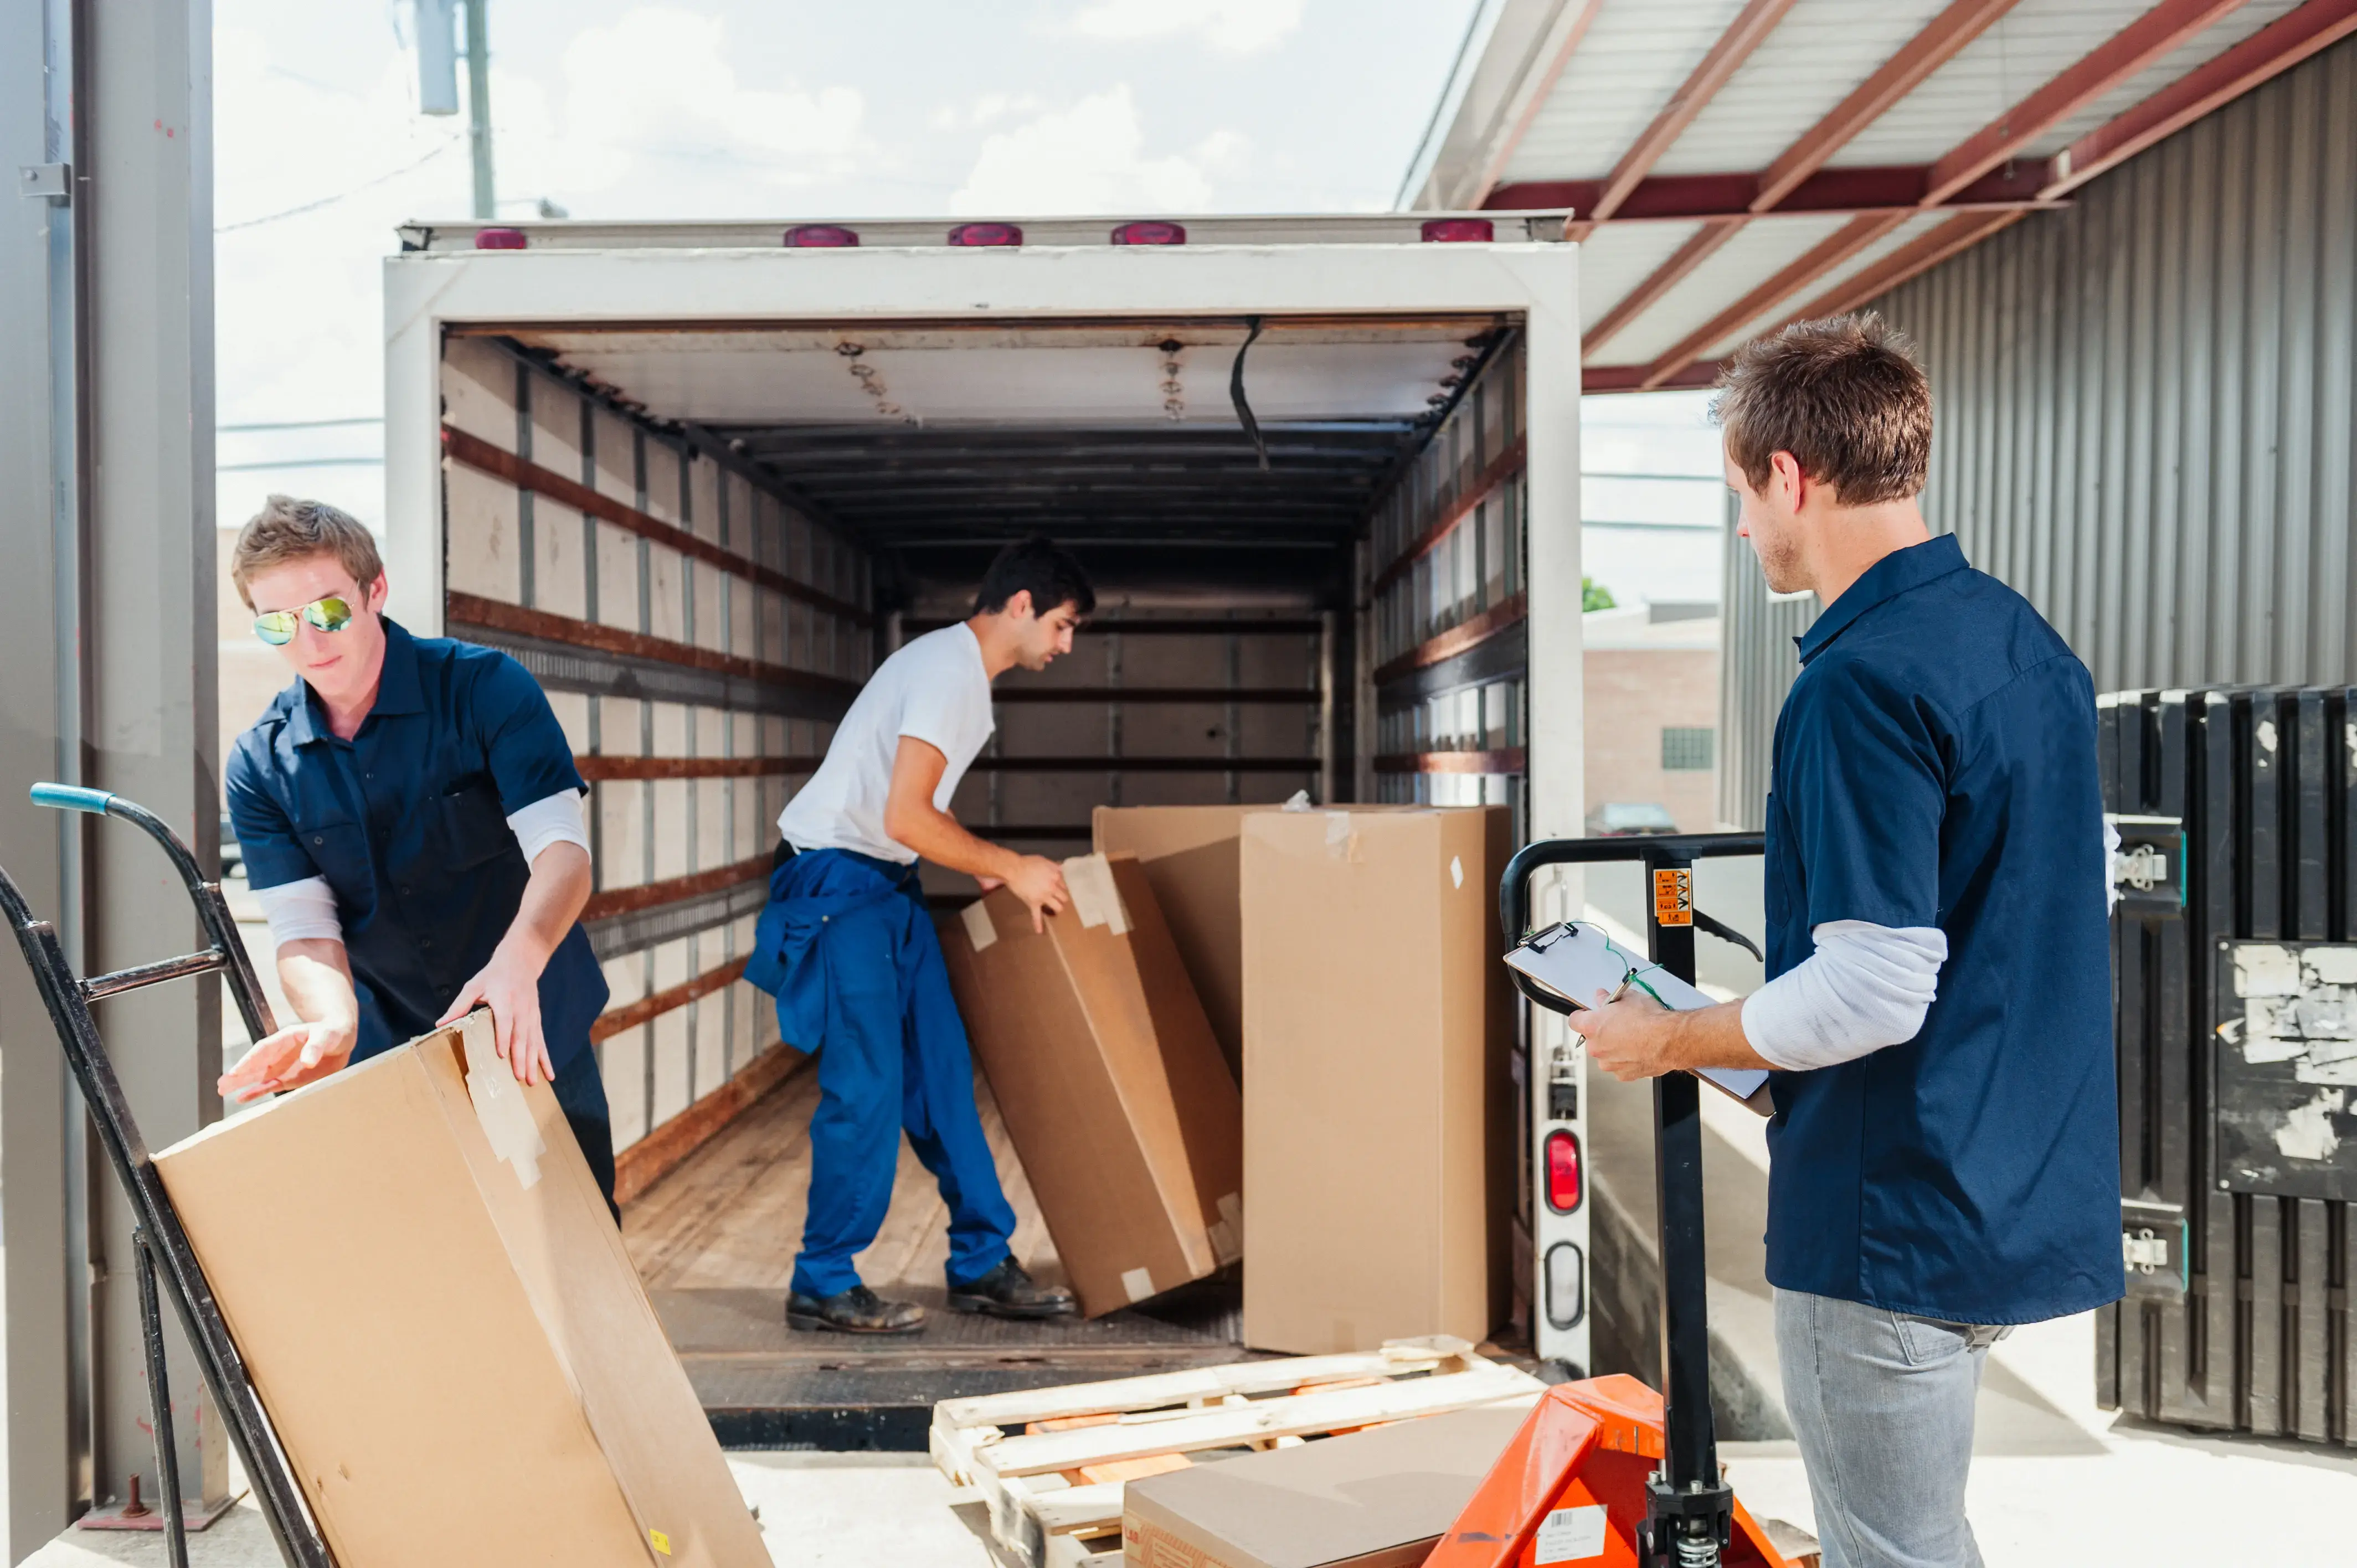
219, 496, 616, 1210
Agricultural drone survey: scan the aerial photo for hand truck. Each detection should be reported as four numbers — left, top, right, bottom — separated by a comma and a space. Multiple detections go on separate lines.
1, 784, 335, 1567
1500, 832, 1766, 1568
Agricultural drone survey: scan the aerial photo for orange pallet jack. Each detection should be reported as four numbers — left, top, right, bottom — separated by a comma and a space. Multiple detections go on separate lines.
1466, 834, 1789, 1568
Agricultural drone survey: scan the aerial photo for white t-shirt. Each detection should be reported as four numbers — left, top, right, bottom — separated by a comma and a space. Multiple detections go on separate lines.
776, 624, 995, 864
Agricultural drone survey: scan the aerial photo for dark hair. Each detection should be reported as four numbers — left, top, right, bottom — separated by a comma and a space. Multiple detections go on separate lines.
973, 535, 1096, 618
1712, 313, 1932, 505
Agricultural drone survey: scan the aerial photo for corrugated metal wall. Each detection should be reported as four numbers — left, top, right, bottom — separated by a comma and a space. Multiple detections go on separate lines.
1717, 34, 2357, 828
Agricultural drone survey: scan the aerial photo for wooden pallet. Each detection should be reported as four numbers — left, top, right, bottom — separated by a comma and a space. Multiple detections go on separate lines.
931, 1336, 1543, 1568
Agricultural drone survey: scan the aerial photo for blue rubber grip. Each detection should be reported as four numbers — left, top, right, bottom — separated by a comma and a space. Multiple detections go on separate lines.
30, 783, 115, 815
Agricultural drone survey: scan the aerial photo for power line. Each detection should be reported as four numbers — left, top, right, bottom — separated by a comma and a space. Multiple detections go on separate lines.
215, 135, 461, 233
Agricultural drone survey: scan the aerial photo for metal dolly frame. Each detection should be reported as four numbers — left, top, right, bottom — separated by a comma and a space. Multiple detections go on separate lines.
2, 784, 333, 1567
1501, 831, 1765, 1568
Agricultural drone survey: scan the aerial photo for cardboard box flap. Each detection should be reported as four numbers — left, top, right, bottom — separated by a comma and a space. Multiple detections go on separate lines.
1123, 1405, 1531, 1568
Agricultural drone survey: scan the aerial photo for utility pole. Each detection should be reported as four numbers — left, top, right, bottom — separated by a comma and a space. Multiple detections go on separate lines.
416, 0, 493, 219
465, 0, 495, 219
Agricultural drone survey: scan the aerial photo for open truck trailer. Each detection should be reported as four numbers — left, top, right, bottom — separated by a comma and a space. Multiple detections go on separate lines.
382, 213, 1596, 1445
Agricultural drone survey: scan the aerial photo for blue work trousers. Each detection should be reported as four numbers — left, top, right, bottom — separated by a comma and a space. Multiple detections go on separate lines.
745, 848, 1016, 1298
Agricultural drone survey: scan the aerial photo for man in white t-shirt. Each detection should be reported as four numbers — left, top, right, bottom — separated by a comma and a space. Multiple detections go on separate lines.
747, 537, 1093, 1333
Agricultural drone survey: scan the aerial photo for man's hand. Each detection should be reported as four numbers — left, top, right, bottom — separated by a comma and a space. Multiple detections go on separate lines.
1575, 988, 1684, 1082
1574, 989, 1770, 1082
438, 949, 554, 1086
1003, 854, 1070, 933
218, 1015, 356, 1102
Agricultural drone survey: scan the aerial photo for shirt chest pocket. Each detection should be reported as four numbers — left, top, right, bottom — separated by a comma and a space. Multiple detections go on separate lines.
429, 776, 515, 872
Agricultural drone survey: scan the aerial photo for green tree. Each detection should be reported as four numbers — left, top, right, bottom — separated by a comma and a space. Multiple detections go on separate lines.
1582, 577, 1616, 613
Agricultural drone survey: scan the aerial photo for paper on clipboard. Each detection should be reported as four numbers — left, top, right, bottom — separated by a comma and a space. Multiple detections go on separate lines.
1504, 921, 1773, 1110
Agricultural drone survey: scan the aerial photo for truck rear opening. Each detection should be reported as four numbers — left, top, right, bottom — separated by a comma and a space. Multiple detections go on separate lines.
386, 217, 1590, 1443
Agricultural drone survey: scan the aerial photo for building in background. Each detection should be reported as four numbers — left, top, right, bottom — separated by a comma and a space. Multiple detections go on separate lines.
1581, 600, 1718, 833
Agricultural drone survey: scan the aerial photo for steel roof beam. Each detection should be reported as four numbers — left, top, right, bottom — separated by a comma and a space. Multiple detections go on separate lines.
1633, 212, 1913, 388
1582, 220, 1747, 358
1565, 0, 1800, 240
2032, 0, 2357, 200
1923, 0, 2252, 207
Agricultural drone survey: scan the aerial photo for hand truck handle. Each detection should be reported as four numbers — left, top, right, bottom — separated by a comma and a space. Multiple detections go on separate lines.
32, 782, 116, 814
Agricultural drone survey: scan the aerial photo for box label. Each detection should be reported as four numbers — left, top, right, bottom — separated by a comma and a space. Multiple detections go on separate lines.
1652, 868, 1692, 927
961, 900, 997, 952
649, 1527, 672, 1555
1533, 1504, 1608, 1563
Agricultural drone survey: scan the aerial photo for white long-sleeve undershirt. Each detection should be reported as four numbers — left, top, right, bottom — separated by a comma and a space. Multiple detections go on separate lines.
1739, 919, 1949, 1071
251, 788, 591, 950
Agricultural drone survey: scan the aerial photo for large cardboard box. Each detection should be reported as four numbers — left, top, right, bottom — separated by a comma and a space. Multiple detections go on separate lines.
1093, 804, 1259, 1077
151, 1014, 768, 1567
940, 852, 1244, 1317
1121, 1404, 1531, 1568
1240, 807, 1514, 1355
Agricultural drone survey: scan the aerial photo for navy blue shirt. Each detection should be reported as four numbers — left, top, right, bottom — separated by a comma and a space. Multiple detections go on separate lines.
225, 619, 609, 1077
1761, 535, 2122, 1324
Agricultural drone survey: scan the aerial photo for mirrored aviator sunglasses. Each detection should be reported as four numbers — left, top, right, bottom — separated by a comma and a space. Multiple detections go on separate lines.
253, 595, 354, 646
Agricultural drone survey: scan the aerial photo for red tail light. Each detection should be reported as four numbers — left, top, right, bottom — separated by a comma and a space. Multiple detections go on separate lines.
949, 222, 1022, 247
474, 228, 528, 250
1544, 1129, 1582, 1213
1111, 221, 1186, 246
784, 224, 860, 247
1421, 218, 1494, 244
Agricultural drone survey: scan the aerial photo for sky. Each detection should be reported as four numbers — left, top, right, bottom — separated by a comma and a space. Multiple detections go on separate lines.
213, 0, 1726, 605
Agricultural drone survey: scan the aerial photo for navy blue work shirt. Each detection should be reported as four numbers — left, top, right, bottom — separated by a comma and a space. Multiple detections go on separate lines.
1761, 534, 2122, 1325
224, 618, 609, 1077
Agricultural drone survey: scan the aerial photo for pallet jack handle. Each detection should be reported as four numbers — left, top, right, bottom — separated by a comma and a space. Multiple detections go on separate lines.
1500, 832, 1765, 1568
4, 786, 333, 1568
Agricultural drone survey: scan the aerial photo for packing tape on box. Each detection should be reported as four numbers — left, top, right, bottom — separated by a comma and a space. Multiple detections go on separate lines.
961, 899, 996, 952
1061, 853, 1130, 935
1122, 1266, 1156, 1303
460, 1015, 547, 1189
1324, 811, 1363, 862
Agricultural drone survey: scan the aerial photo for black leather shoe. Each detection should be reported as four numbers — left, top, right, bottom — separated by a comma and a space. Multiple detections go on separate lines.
785, 1283, 925, 1335
945, 1259, 1079, 1320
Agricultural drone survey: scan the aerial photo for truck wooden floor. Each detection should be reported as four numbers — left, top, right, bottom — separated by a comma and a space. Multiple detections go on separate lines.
622, 1055, 1252, 1448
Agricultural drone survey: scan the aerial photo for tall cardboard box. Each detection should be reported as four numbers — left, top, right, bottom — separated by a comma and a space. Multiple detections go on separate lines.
151, 1014, 768, 1567
1093, 804, 1259, 1078
1240, 807, 1513, 1355
940, 852, 1244, 1316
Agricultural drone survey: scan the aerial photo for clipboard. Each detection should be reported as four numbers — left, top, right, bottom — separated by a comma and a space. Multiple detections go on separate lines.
1504, 920, 1774, 1116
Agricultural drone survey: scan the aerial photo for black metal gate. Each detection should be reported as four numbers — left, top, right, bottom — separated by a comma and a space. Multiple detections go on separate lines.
2099, 685, 2356, 1446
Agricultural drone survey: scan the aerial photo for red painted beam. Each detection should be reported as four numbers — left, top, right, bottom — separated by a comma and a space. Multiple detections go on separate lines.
1923, 0, 2251, 207
1488, 163, 2054, 220
1568, 0, 1800, 236
1639, 213, 1913, 389
1754, 0, 2024, 211
2040, 0, 2357, 199
1584, 362, 1722, 394
1783, 209, 2026, 325
1583, 220, 1745, 358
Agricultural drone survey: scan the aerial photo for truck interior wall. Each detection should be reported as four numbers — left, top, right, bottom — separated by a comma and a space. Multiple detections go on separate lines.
438, 334, 875, 1184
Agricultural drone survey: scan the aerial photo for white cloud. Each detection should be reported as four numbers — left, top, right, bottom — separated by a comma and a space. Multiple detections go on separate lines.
949, 86, 1248, 215
1066, 0, 1307, 54
511, 8, 868, 203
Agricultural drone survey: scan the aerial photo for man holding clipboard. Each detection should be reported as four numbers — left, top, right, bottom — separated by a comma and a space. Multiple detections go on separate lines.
1571, 317, 2120, 1568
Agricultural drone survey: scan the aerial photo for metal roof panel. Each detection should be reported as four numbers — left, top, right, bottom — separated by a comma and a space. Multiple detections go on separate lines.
1586, 213, 1854, 365
2021, 0, 2305, 156
1574, 220, 1713, 332
1503, 0, 1756, 185
1700, 210, 1954, 358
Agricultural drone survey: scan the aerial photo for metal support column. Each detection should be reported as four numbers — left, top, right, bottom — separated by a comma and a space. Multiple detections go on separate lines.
2, 0, 223, 1546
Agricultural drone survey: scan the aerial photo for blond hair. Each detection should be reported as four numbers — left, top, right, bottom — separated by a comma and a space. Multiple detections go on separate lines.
230, 496, 384, 609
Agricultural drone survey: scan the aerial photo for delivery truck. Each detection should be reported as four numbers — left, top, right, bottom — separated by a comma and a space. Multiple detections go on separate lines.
380, 212, 1598, 1442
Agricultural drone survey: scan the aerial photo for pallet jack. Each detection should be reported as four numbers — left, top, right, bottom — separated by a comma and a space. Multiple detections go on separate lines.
1454, 832, 1785, 1568
1, 785, 334, 1567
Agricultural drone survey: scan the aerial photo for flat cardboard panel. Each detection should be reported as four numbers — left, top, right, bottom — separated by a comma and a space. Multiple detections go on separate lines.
1122, 1405, 1530, 1568
940, 878, 1215, 1316
1093, 806, 1260, 1076
1239, 808, 1507, 1354
153, 1020, 765, 1566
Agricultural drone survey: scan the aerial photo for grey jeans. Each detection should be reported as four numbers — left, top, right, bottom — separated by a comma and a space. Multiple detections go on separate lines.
1773, 1287, 2010, 1568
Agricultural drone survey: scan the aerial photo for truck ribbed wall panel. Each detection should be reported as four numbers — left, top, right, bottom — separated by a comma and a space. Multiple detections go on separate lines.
1717, 34, 2357, 829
